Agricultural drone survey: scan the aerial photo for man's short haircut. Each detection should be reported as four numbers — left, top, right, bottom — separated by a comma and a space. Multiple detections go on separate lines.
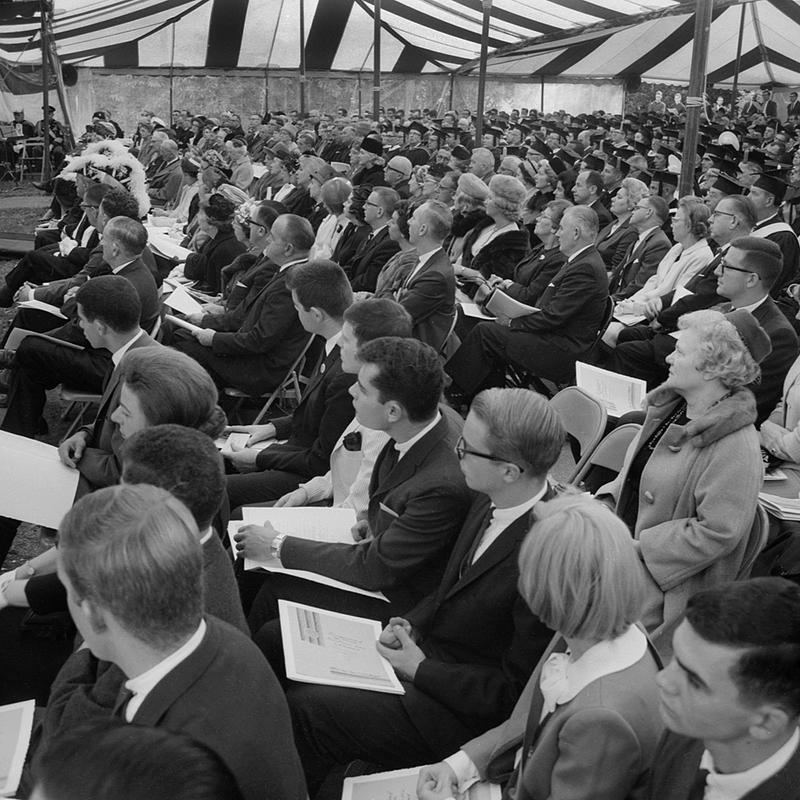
83, 182, 112, 206
100, 187, 141, 220
645, 195, 670, 224
729, 235, 783, 290
75, 275, 140, 333
722, 194, 758, 230
580, 169, 604, 197
370, 186, 401, 216
343, 298, 412, 344
287, 260, 353, 320
120, 425, 225, 532
118, 348, 225, 438
34, 719, 243, 800
419, 199, 453, 240
253, 200, 281, 230
358, 336, 443, 422
470, 388, 565, 477
685, 578, 800, 717
104, 216, 148, 256
564, 204, 599, 239
276, 213, 315, 251
58, 484, 203, 649
518, 493, 646, 640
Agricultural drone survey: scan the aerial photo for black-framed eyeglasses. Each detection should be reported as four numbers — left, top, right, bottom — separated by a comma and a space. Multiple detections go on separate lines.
80, 203, 100, 210
719, 260, 755, 275
364, 201, 381, 208
711, 209, 736, 219
455, 435, 524, 472
244, 217, 266, 230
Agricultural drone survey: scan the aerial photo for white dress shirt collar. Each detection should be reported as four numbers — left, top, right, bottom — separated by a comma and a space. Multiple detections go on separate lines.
395, 411, 441, 461
324, 329, 342, 357
124, 619, 207, 722
700, 727, 799, 800
111, 329, 145, 368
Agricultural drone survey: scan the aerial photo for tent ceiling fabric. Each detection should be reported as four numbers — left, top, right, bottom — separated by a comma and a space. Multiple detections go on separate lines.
459, 0, 800, 86
0, 0, 793, 86
0, 0, 677, 73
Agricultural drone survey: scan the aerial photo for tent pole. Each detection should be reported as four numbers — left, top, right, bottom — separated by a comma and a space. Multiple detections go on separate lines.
373, 0, 381, 120
475, 0, 492, 143
540, 75, 544, 113
40, 0, 51, 184
731, 2, 746, 106
448, 72, 454, 110
299, 0, 306, 114
169, 23, 175, 123
679, 0, 713, 198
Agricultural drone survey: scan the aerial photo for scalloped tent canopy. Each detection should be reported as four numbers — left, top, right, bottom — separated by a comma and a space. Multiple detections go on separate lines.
456, 0, 800, 87
0, 0, 681, 73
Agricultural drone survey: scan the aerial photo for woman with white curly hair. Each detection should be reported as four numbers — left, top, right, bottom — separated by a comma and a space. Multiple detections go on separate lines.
455, 174, 530, 283
595, 176, 649, 270
597, 308, 767, 656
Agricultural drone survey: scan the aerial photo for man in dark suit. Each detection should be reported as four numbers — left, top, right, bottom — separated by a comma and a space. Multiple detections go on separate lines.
648, 578, 800, 800
235, 337, 472, 626
446, 206, 609, 399
0, 217, 159, 437
612, 235, 797, 423
573, 170, 613, 227
173, 214, 312, 396
0, 183, 107, 306
607, 196, 755, 388
395, 199, 455, 351
788, 91, 800, 119
608, 195, 672, 300
146, 138, 182, 207
223, 261, 355, 505
57, 276, 160, 493
120, 425, 248, 635
288, 388, 563, 793
340, 186, 401, 292
747, 174, 800, 294
35, 484, 306, 800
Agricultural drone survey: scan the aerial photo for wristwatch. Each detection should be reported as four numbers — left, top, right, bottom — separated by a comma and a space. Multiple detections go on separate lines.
270, 533, 287, 561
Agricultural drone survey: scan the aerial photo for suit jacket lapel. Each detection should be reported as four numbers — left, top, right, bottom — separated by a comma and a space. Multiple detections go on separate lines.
131, 620, 216, 725
370, 415, 446, 498
295, 343, 337, 409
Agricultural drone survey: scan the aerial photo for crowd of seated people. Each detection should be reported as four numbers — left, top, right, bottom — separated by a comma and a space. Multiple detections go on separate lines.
0, 93, 800, 799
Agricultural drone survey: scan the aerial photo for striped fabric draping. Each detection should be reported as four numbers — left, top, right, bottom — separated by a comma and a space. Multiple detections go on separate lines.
456, 0, 800, 86
0, 0, 679, 73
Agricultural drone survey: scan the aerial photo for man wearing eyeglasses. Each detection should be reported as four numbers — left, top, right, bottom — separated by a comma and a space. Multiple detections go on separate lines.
285, 388, 562, 795
610, 230, 797, 424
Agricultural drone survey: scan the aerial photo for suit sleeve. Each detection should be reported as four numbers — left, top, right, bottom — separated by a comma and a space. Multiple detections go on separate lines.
508, 262, 602, 334
412, 598, 552, 730
614, 238, 671, 301
211, 279, 296, 356
280, 479, 469, 590
254, 371, 355, 477
350, 240, 401, 292
400, 268, 453, 326
542, 708, 645, 800
656, 272, 721, 329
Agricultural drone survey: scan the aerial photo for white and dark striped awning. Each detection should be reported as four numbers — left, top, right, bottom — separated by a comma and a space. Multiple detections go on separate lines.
0, 0, 679, 73
456, 0, 800, 86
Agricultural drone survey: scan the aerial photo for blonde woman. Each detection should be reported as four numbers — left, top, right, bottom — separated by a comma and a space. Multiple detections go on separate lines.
418, 494, 663, 800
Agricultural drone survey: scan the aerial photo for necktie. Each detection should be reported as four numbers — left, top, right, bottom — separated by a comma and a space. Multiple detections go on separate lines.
112, 684, 134, 718
459, 505, 494, 578
377, 439, 399, 485
688, 768, 709, 800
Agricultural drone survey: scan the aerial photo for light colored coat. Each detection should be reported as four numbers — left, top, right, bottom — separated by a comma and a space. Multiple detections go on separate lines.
598, 386, 763, 656
760, 355, 800, 463
462, 634, 663, 800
